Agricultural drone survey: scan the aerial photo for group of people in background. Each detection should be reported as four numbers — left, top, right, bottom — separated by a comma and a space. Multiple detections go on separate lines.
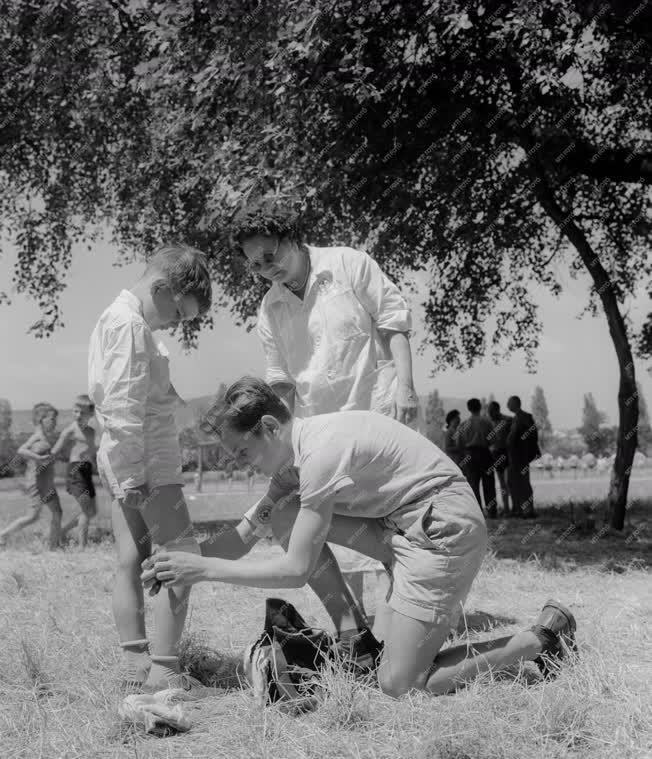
444, 396, 540, 519
0, 396, 97, 549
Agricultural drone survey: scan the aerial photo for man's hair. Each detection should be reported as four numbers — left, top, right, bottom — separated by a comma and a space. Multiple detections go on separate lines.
200, 376, 291, 438
467, 398, 482, 414
445, 409, 460, 427
487, 401, 500, 415
230, 200, 303, 249
508, 395, 522, 409
32, 402, 57, 426
74, 394, 95, 415
144, 243, 212, 315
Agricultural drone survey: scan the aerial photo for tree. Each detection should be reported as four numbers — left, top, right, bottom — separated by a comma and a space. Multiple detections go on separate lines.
0, 399, 14, 477
635, 383, 652, 453
531, 386, 552, 452
424, 389, 446, 447
1, 2, 650, 528
579, 393, 612, 456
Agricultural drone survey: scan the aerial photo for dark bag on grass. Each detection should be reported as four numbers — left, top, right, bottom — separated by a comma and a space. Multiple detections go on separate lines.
242, 598, 335, 710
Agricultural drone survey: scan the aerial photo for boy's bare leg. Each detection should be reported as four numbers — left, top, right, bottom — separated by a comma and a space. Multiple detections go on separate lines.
377, 608, 542, 698
111, 497, 150, 643
0, 506, 41, 542
76, 494, 97, 548
140, 484, 195, 688
45, 494, 62, 550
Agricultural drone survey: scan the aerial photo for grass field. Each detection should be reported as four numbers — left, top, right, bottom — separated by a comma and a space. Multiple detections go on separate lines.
0, 480, 651, 758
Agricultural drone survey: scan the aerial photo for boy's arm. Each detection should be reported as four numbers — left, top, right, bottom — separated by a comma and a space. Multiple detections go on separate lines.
101, 320, 150, 496
18, 433, 48, 462
50, 425, 73, 459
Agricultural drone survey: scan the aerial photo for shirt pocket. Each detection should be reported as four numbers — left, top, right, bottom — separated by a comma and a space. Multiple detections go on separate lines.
316, 282, 370, 341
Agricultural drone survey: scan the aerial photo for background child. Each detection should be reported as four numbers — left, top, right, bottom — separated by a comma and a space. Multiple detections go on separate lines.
51, 394, 98, 547
0, 402, 62, 549
88, 242, 212, 691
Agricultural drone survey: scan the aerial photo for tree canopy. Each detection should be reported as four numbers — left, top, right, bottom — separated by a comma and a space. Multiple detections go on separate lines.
1, 0, 650, 526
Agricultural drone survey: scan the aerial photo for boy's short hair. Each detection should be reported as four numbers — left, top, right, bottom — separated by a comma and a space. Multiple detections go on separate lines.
144, 243, 212, 315
230, 200, 303, 249
33, 402, 57, 426
467, 398, 482, 413
445, 409, 460, 427
200, 376, 291, 438
74, 394, 95, 415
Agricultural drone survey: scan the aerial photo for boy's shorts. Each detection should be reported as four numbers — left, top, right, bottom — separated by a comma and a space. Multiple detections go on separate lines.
66, 461, 96, 499
97, 447, 183, 500
380, 480, 488, 625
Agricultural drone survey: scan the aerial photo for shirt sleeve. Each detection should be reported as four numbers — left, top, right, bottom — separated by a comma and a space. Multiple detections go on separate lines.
297, 428, 355, 512
100, 319, 150, 493
344, 248, 412, 333
256, 301, 294, 387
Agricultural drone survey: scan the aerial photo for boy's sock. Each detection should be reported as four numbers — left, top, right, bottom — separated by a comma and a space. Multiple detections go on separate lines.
146, 654, 182, 689
120, 639, 151, 686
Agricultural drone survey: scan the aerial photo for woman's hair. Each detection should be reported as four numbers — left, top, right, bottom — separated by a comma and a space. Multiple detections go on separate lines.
445, 409, 460, 428
230, 200, 304, 249
74, 394, 95, 415
144, 243, 213, 315
32, 402, 57, 426
200, 377, 291, 438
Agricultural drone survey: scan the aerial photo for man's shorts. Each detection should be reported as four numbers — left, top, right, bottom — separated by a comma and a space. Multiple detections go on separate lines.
380, 480, 488, 625
66, 461, 96, 499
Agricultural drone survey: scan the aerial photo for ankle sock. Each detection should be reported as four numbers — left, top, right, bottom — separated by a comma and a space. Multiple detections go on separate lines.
146, 654, 181, 688
120, 639, 150, 685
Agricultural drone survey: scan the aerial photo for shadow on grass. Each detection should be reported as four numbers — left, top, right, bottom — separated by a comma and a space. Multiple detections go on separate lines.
486, 499, 651, 571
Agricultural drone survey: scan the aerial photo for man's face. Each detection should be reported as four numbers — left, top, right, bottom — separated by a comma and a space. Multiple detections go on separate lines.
241, 235, 293, 284
220, 419, 287, 477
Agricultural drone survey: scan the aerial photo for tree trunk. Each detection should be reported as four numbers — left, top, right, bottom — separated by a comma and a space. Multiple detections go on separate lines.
530, 172, 638, 530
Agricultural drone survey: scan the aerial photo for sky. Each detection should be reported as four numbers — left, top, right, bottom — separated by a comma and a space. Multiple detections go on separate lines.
1, 239, 650, 430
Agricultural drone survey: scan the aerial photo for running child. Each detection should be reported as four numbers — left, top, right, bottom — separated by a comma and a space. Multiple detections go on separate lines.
143, 378, 577, 697
0, 403, 62, 549
89, 242, 212, 691
51, 394, 98, 547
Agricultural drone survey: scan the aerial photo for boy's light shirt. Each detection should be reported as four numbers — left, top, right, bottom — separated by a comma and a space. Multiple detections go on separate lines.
257, 245, 411, 418
88, 290, 183, 497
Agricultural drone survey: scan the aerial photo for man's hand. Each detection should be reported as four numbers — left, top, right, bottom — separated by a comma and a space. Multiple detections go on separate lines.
122, 487, 146, 510
393, 383, 419, 426
141, 550, 209, 590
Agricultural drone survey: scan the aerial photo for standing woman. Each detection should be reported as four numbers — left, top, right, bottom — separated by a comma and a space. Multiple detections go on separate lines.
233, 204, 420, 640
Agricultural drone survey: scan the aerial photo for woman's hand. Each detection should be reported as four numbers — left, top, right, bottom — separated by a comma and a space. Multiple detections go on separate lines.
141, 550, 209, 589
393, 383, 419, 426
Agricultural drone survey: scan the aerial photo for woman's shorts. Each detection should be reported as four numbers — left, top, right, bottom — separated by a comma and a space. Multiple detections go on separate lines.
381, 480, 488, 625
66, 461, 96, 499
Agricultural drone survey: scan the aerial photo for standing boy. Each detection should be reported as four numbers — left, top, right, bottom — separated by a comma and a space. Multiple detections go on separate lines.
51, 394, 98, 547
89, 243, 212, 690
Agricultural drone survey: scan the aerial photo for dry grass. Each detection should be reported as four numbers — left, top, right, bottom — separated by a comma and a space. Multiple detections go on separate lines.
0, 526, 651, 759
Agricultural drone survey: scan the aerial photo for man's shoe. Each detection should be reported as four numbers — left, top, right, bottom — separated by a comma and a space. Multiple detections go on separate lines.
335, 628, 383, 675
531, 599, 578, 679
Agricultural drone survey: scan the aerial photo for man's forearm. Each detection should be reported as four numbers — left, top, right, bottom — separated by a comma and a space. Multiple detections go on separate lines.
386, 331, 415, 388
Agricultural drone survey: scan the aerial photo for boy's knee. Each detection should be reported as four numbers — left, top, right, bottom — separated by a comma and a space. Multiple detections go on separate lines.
116, 545, 145, 574
377, 670, 412, 699
270, 498, 300, 547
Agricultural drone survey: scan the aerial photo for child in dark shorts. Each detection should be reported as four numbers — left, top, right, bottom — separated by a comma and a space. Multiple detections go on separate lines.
52, 395, 97, 547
